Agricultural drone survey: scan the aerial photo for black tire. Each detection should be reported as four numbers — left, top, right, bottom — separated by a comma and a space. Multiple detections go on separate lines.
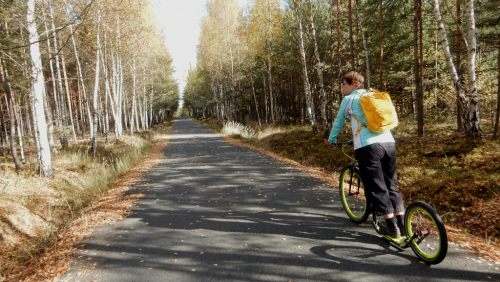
404, 201, 448, 264
339, 166, 370, 224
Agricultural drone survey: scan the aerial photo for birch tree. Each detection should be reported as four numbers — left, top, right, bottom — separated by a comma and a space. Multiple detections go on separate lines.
432, 0, 480, 138
306, 0, 328, 136
27, 0, 54, 178
292, 0, 317, 132
91, 8, 101, 153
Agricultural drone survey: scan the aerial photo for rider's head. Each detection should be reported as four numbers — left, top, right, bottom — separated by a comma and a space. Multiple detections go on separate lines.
341, 71, 364, 89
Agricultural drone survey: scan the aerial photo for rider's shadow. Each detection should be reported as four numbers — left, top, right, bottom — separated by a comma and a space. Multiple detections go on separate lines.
316, 226, 414, 261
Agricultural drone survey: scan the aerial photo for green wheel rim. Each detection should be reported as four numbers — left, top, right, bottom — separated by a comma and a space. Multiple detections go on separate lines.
340, 168, 367, 221
407, 207, 442, 259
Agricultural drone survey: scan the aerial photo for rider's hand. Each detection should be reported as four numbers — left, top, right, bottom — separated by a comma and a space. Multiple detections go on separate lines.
324, 139, 337, 147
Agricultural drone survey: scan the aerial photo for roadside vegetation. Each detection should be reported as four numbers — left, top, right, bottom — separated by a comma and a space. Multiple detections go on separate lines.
0, 120, 174, 279
193, 115, 500, 257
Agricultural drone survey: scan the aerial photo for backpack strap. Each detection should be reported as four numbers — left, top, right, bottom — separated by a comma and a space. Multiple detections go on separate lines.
351, 115, 366, 136
344, 94, 366, 136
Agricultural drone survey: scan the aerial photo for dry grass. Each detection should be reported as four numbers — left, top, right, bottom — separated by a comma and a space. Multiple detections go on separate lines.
257, 126, 287, 140
221, 121, 257, 139
0, 121, 173, 281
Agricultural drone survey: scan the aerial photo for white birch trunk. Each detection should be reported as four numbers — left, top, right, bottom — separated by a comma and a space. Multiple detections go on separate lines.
42, 10, 60, 122
149, 84, 153, 127
130, 50, 136, 135
307, 0, 328, 136
465, 0, 481, 137
41, 11, 58, 152
115, 15, 123, 137
117, 53, 123, 136
294, 0, 318, 132
101, 35, 113, 142
50, 4, 68, 148
91, 10, 101, 153
63, 0, 92, 139
69, 24, 92, 138
27, 0, 53, 178
432, 0, 477, 138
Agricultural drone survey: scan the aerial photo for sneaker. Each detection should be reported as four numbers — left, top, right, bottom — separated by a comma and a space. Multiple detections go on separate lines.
398, 224, 407, 237
380, 225, 401, 238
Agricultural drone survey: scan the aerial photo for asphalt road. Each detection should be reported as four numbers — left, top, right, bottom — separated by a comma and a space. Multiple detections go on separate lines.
59, 117, 500, 282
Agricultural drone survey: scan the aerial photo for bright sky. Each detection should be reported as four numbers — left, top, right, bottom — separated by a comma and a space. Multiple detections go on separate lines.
150, 0, 247, 108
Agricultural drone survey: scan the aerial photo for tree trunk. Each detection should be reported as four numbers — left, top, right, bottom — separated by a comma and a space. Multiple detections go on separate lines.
61, 53, 77, 141
464, 0, 481, 138
91, 10, 101, 153
149, 84, 154, 127
131, 58, 137, 135
348, 0, 355, 69
456, 0, 463, 131
250, 68, 262, 128
432, 0, 477, 139
355, 0, 370, 87
42, 10, 60, 125
493, 34, 500, 140
0, 58, 21, 170
414, 0, 424, 137
293, 0, 317, 133
336, 0, 342, 104
307, 0, 328, 136
0, 101, 6, 156
15, 103, 25, 163
379, 0, 384, 90
267, 59, 275, 125
50, 5, 68, 149
27, 0, 53, 178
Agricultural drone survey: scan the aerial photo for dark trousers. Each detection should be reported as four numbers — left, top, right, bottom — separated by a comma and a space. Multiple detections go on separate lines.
355, 143, 404, 215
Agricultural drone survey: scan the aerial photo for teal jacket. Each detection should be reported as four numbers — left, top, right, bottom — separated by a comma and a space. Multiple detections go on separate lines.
328, 89, 395, 150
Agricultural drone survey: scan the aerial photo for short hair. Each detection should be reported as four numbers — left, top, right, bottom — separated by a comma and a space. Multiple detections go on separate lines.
341, 71, 364, 89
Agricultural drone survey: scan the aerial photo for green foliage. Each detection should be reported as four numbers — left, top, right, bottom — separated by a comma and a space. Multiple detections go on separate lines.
184, 0, 499, 139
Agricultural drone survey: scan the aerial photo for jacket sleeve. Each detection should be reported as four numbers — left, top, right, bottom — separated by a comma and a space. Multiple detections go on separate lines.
327, 96, 350, 144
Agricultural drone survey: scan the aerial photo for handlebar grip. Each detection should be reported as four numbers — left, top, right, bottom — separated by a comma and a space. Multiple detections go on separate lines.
324, 139, 353, 146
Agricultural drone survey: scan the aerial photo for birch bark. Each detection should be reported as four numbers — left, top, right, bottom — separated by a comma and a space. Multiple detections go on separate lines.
414, 0, 424, 136
91, 9, 101, 153
307, 0, 328, 136
293, 0, 317, 132
431, 0, 478, 138
130, 50, 137, 135
50, 5, 68, 148
27, 0, 54, 178
64, 0, 92, 138
464, 0, 481, 138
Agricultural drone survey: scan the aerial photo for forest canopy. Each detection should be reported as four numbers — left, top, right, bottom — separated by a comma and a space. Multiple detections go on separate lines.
0, 0, 179, 177
183, 0, 499, 140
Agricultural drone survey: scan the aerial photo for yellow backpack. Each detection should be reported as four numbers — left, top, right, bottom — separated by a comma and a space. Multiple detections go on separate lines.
351, 89, 398, 136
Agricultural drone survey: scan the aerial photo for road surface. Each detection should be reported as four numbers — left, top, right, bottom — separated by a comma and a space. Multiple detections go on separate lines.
59, 117, 500, 282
